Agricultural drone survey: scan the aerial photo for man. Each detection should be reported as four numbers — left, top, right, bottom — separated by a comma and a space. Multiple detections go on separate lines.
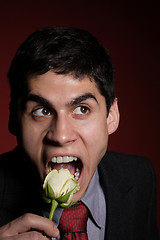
0, 27, 158, 239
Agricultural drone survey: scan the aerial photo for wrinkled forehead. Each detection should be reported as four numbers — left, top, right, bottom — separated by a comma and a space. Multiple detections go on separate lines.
21, 71, 104, 104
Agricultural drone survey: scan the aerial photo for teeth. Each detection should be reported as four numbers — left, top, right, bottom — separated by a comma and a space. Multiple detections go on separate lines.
74, 167, 80, 181
49, 157, 81, 180
48, 165, 52, 171
51, 156, 77, 163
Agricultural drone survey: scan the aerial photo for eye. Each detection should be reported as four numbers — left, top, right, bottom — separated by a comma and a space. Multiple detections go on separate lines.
73, 106, 89, 115
32, 107, 52, 117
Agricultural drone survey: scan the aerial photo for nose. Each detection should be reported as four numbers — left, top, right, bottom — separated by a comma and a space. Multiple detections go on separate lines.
46, 114, 77, 146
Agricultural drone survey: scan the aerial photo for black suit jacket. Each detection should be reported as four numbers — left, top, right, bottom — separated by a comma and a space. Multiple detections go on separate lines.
0, 147, 159, 239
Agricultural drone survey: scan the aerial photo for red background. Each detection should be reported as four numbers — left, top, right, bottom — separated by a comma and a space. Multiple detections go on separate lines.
0, 0, 159, 231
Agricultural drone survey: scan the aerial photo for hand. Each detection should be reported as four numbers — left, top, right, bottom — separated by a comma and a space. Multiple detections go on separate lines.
0, 213, 59, 239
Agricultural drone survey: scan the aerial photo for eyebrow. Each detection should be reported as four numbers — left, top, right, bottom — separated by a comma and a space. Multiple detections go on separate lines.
25, 92, 98, 109
25, 94, 53, 109
67, 93, 98, 107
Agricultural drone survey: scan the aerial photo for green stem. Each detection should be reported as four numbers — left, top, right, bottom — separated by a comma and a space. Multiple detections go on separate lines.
49, 200, 58, 221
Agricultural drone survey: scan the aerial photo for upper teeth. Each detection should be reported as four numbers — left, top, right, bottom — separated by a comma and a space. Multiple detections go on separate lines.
51, 156, 77, 163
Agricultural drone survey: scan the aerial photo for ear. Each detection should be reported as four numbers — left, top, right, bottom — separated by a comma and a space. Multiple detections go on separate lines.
107, 98, 120, 135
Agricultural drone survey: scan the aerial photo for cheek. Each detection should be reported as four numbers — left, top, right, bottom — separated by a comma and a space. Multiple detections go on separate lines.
21, 116, 47, 143
89, 129, 108, 161
81, 117, 108, 160
20, 118, 45, 158
22, 128, 38, 161
20, 122, 46, 179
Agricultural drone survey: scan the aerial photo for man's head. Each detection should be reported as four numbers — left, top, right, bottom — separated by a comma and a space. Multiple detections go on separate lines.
8, 27, 115, 134
7, 27, 119, 202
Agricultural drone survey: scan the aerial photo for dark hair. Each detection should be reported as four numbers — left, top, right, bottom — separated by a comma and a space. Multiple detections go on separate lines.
8, 27, 115, 134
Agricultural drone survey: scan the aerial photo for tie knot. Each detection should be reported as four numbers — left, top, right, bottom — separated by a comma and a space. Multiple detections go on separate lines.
59, 201, 89, 234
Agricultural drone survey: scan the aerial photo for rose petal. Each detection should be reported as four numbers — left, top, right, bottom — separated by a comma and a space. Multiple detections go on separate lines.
60, 178, 80, 196
43, 169, 74, 198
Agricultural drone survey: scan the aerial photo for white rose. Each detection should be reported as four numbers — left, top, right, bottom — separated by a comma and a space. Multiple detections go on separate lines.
43, 168, 80, 208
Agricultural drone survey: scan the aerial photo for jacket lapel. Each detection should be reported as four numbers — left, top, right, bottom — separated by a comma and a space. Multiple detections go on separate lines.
98, 151, 134, 240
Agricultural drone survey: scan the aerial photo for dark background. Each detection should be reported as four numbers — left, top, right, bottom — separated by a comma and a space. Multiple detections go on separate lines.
0, 0, 159, 231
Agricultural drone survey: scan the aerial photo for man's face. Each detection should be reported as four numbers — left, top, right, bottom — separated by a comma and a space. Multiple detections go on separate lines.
19, 70, 119, 202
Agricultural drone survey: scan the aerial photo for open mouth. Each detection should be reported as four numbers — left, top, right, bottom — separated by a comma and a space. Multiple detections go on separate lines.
47, 156, 82, 181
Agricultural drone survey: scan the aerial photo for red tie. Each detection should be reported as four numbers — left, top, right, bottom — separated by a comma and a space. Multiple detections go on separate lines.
59, 201, 89, 239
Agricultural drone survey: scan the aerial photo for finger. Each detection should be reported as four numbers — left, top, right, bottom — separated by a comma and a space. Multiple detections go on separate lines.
0, 213, 59, 238
2, 231, 50, 240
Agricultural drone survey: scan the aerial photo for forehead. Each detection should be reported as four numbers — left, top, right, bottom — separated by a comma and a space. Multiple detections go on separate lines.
28, 71, 103, 100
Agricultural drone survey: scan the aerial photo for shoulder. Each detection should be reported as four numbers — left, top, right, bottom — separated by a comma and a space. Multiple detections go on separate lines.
0, 148, 18, 178
0, 147, 41, 188
100, 150, 155, 175
98, 151, 157, 191
0, 148, 16, 161
0, 147, 25, 196
99, 152, 158, 238
0, 147, 19, 160
0, 147, 43, 224
0, 147, 23, 181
